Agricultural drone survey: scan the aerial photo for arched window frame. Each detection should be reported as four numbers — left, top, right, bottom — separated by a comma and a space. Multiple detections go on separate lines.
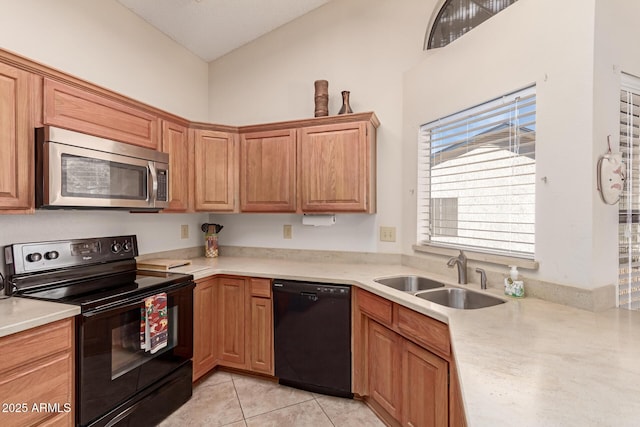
424, 0, 519, 50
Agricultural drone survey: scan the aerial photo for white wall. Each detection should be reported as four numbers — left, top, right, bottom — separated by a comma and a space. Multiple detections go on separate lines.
404, 0, 604, 288
0, 0, 209, 121
0, 0, 210, 277
208, 0, 432, 254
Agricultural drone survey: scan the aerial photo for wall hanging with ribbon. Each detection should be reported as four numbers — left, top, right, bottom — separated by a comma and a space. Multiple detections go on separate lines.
597, 135, 626, 205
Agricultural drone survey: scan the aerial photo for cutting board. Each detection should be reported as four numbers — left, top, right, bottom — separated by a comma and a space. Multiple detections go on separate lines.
137, 258, 192, 271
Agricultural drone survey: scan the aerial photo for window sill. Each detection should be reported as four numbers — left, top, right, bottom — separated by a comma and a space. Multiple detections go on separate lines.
412, 244, 539, 270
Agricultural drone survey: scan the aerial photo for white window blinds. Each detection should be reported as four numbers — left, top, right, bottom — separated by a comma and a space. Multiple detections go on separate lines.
619, 74, 640, 310
417, 86, 536, 258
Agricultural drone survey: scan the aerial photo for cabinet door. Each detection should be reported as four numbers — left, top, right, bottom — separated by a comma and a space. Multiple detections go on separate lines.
217, 277, 246, 367
299, 121, 374, 213
193, 278, 217, 381
162, 120, 192, 212
368, 321, 402, 420
0, 63, 33, 211
194, 129, 237, 211
402, 340, 448, 427
240, 129, 296, 212
43, 78, 159, 149
0, 318, 74, 427
250, 296, 273, 374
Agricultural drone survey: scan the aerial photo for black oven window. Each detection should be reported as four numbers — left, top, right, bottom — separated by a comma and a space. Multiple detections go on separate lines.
111, 305, 178, 380
61, 154, 147, 200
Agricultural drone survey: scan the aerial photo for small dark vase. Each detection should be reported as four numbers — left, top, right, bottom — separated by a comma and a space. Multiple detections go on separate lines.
338, 91, 353, 115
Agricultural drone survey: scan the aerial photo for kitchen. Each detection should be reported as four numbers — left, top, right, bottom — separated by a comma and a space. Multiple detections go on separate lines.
1, 0, 640, 426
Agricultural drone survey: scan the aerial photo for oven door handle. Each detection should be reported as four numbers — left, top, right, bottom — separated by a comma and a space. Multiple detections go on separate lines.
82, 281, 194, 319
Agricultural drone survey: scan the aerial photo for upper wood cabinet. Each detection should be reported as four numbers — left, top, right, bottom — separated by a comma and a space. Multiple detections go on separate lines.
43, 78, 159, 149
0, 62, 35, 212
238, 112, 378, 214
299, 119, 376, 213
193, 129, 237, 212
161, 120, 192, 212
240, 129, 296, 212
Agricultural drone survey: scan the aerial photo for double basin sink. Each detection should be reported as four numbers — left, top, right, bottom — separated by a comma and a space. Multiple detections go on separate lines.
374, 275, 505, 310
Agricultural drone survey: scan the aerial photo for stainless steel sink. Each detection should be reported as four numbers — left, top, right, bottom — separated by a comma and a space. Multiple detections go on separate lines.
415, 288, 505, 309
374, 275, 445, 293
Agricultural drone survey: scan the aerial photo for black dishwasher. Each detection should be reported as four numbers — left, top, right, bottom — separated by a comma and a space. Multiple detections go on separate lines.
273, 279, 352, 398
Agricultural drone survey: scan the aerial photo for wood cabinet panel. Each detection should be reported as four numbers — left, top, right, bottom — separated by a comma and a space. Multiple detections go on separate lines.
43, 78, 158, 149
396, 306, 450, 358
357, 289, 393, 327
299, 121, 374, 213
402, 340, 448, 427
368, 321, 402, 420
194, 130, 237, 212
249, 278, 272, 298
0, 318, 74, 427
193, 277, 217, 381
162, 120, 192, 212
250, 296, 273, 374
0, 318, 73, 373
0, 62, 33, 212
217, 277, 247, 367
240, 129, 296, 212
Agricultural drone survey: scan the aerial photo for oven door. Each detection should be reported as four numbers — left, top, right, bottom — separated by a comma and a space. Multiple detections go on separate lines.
77, 282, 193, 426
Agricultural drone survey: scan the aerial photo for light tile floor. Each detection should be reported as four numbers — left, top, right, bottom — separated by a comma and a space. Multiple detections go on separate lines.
160, 370, 384, 427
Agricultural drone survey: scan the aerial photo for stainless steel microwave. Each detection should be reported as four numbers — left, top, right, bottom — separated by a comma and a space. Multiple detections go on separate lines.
35, 126, 169, 210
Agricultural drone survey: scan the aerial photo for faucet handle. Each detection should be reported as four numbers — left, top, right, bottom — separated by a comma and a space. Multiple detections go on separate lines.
475, 268, 487, 290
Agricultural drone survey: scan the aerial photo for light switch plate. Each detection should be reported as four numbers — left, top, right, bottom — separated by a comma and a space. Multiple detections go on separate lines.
283, 224, 292, 239
180, 224, 189, 239
380, 226, 396, 242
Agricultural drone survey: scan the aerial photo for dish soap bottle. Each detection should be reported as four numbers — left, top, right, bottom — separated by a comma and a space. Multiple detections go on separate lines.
504, 266, 525, 298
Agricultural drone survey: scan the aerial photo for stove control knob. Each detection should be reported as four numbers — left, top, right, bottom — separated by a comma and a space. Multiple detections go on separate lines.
44, 251, 60, 260
111, 242, 123, 253
26, 253, 42, 262
123, 241, 132, 252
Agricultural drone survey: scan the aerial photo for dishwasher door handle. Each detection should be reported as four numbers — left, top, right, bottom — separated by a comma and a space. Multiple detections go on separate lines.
300, 291, 318, 301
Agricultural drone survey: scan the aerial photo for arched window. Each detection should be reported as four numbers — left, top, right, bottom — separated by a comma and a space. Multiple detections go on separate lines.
425, 0, 519, 50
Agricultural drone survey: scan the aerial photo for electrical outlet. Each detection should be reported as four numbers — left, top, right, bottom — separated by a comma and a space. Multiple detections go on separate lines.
180, 224, 189, 239
283, 224, 292, 239
380, 226, 396, 242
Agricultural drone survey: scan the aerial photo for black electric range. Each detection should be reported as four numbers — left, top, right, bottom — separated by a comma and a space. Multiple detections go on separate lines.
4, 235, 195, 427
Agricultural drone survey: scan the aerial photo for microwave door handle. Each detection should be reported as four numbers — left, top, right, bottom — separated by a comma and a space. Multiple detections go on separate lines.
148, 162, 158, 204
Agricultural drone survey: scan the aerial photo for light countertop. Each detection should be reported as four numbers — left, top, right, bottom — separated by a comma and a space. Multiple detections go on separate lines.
3, 255, 639, 426
171, 256, 640, 427
0, 297, 79, 338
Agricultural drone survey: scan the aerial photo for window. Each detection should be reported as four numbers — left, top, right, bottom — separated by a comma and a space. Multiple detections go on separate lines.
619, 74, 640, 310
417, 86, 536, 258
426, 0, 519, 50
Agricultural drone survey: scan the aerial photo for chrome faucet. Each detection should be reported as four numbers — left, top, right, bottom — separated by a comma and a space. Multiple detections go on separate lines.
475, 268, 487, 290
447, 250, 467, 284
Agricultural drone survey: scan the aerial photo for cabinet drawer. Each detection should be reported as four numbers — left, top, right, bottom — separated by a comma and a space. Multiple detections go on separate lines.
396, 306, 450, 357
0, 351, 73, 427
358, 289, 392, 326
250, 278, 272, 298
0, 318, 73, 374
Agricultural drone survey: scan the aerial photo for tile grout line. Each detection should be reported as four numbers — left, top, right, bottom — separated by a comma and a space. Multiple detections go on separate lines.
313, 394, 337, 427
230, 375, 248, 423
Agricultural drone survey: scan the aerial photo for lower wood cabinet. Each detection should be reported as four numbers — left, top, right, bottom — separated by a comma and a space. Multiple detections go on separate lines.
354, 288, 465, 427
193, 277, 217, 381
217, 276, 247, 368
402, 339, 448, 427
368, 320, 402, 420
192, 275, 274, 380
0, 318, 74, 427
